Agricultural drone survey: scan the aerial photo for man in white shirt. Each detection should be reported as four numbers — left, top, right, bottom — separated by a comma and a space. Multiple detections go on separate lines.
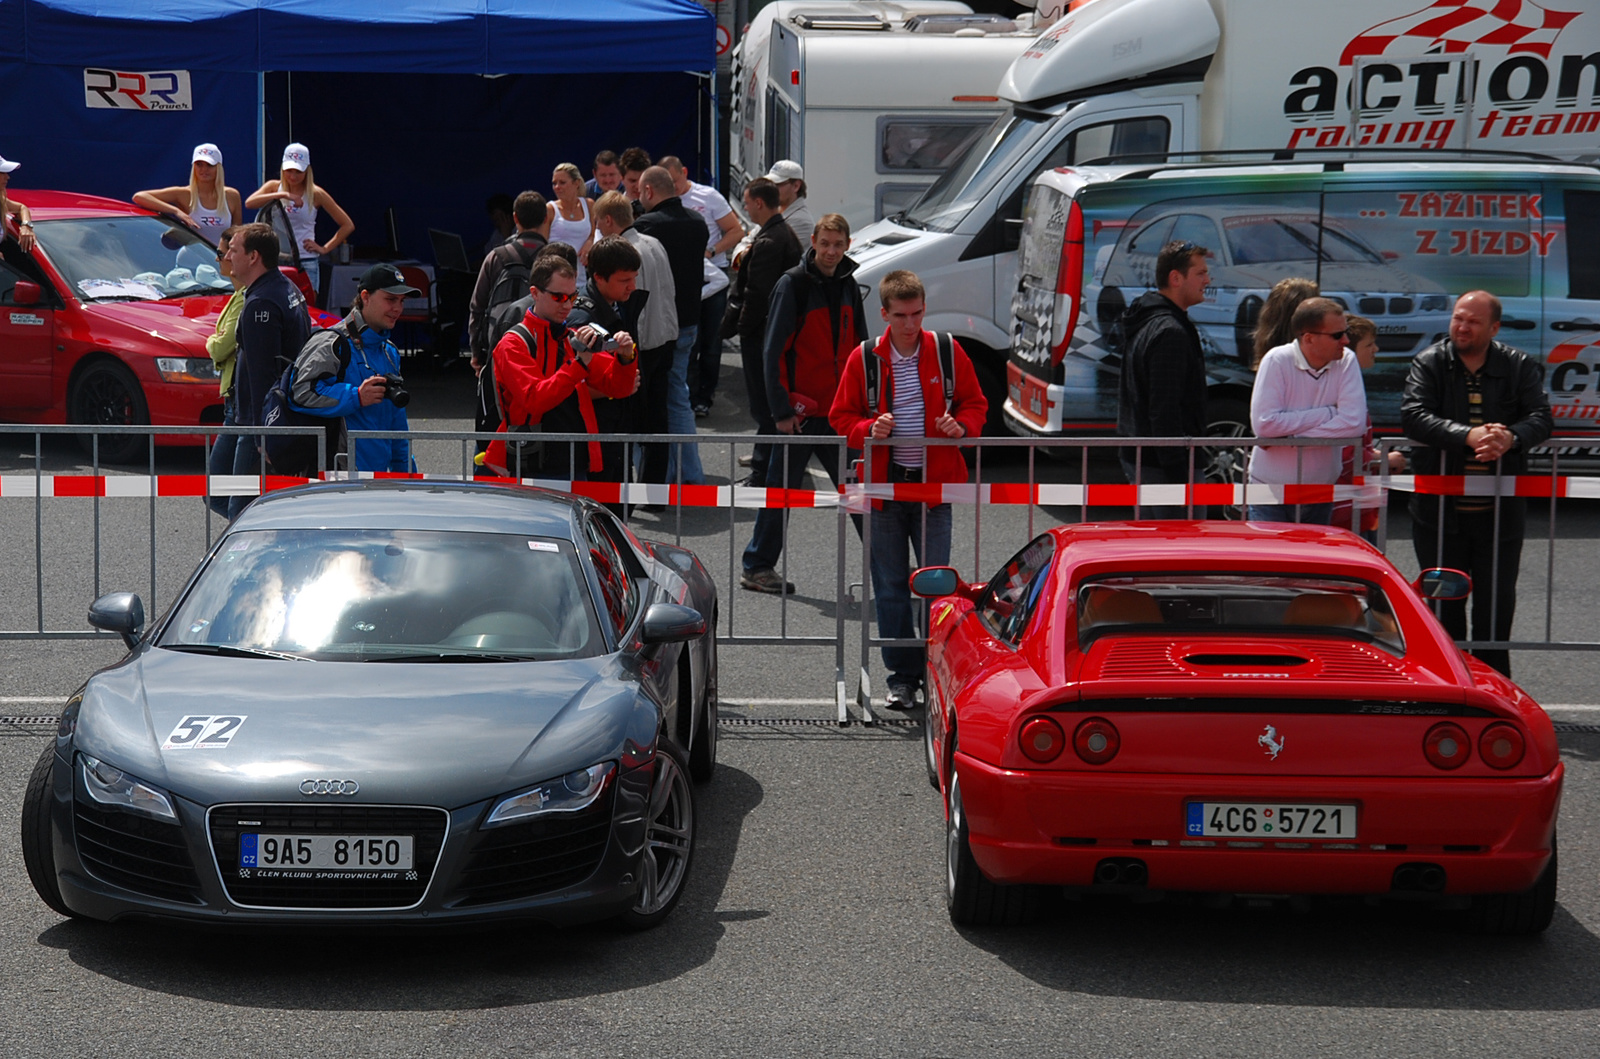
662, 155, 744, 417
1247, 296, 1368, 524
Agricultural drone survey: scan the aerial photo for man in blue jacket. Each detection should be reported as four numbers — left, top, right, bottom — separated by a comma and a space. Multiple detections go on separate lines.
291, 263, 418, 473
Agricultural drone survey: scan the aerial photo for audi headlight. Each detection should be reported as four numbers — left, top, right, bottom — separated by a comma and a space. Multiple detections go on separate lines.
155, 357, 219, 383
483, 761, 615, 828
80, 753, 177, 822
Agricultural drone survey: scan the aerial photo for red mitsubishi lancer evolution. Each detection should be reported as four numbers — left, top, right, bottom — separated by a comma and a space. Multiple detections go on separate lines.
912, 522, 1561, 934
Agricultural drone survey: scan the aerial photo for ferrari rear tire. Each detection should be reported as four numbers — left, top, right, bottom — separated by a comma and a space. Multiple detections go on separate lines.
1469, 836, 1557, 936
618, 743, 696, 930
922, 706, 940, 790
946, 771, 1040, 927
688, 624, 718, 784
21, 742, 76, 918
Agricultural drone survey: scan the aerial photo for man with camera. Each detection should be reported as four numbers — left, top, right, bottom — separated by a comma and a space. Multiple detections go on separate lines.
290, 262, 417, 473
567, 237, 648, 491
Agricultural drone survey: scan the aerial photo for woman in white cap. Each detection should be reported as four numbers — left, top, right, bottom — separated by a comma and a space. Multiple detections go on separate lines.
245, 142, 354, 297
0, 154, 36, 254
132, 143, 242, 246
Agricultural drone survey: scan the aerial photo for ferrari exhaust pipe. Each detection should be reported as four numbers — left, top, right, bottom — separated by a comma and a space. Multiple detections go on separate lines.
1095, 859, 1123, 884
1418, 865, 1446, 892
1093, 858, 1148, 887
1392, 862, 1446, 893
1121, 860, 1148, 886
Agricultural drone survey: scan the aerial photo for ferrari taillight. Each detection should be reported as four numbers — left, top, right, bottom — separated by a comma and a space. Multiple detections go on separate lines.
1423, 722, 1471, 770
1478, 722, 1526, 769
1073, 717, 1120, 765
1019, 716, 1065, 763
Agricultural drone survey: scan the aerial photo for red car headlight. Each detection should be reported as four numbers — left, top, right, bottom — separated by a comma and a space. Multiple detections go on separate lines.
1478, 722, 1526, 770
1073, 717, 1120, 765
1019, 716, 1065, 763
1423, 722, 1471, 770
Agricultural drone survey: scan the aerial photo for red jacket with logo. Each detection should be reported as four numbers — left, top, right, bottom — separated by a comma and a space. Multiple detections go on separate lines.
829, 328, 988, 488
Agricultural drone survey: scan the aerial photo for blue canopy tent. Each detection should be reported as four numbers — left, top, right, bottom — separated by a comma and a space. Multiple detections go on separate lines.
0, 0, 716, 262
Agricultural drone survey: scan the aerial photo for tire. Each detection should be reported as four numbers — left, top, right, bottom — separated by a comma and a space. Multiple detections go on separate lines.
1469, 836, 1557, 936
1096, 286, 1127, 354
21, 742, 76, 918
69, 359, 151, 464
1234, 295, 1263, 365
923, 700, 940, 790
1201, 395, 1251, 521
946, 770, 1041, 927
687, 622, 718, 784
618, 742, 696, 930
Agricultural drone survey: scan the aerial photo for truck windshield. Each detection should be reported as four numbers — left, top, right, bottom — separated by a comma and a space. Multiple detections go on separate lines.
901, 110, 1050, 233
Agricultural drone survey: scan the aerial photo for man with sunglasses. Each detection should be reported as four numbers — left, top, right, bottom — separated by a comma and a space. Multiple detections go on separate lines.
483, 255, 637, 481
1246, 296, 1367, 524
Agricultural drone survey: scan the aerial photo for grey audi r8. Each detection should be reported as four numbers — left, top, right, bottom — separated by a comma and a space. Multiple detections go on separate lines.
21, 480, 719, 928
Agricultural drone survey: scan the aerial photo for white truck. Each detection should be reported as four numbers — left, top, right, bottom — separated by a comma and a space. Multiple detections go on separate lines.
729, 1, 1042, 228
846, 0, 1600, 422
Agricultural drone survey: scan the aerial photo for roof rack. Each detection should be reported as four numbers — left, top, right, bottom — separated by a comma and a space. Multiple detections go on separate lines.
905, 13, 1017, 34
791, 12, 889, 30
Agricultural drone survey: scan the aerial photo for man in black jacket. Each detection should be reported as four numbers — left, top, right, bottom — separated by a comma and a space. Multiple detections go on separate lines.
1401, 290, 1552, 677
634, 165, 710, 484
723, 177, 802, 485
1115, 239, 1212, 516
568, 237, 647, 498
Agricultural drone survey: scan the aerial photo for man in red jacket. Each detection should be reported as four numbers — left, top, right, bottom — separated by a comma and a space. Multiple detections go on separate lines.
740, 213, 867, 594
830, 270, 987, 710
483, 256, 637, 480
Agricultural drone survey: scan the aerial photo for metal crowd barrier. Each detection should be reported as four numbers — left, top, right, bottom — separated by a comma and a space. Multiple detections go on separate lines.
2, 424, 1595, 725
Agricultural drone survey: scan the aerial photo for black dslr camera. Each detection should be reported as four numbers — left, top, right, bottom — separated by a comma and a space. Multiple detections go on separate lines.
380, 373, 410, 408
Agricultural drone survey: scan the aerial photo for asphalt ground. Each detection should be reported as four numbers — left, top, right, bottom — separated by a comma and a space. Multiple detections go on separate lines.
3, 352, 1600, 1055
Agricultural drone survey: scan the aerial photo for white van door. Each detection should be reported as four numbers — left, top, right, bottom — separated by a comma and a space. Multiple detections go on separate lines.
1542, 184, 1600, 433
989, 105, 1186, 343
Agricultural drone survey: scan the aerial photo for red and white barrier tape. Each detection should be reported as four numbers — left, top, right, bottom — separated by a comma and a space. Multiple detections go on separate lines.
2, 472, 1598, 505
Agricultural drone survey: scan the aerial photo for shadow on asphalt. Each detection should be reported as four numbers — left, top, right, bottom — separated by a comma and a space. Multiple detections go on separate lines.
961, 892, 1600, 1010
34, 764, 764, 1010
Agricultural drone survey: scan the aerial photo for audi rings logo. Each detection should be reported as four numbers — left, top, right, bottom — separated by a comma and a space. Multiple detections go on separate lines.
299, 778, 359, 795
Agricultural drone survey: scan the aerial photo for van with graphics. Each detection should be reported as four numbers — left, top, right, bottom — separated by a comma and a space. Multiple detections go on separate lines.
846, 0, 1600, 426
1005, 158, 1600, 444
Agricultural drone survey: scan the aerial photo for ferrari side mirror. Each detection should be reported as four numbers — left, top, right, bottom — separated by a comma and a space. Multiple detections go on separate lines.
1413, 568, 1471, 601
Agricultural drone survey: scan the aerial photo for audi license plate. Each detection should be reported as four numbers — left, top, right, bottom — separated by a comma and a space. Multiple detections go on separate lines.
240, 833, 414, 870
1186, 803, 1357, 839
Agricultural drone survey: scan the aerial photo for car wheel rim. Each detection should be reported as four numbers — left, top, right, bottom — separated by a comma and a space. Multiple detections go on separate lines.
633, 753, 693, 917
79, 371, 134, 427
1201, 417, 1250, 521
946, 775, 963, 900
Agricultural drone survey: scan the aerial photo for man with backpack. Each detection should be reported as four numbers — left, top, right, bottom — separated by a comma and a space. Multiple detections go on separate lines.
483, 256, 638, 481
222, 221, 309, 519
287, 263, 418, 474
470, 191, 550, 447
740, 212, 866, 595
830, 270, 987, 711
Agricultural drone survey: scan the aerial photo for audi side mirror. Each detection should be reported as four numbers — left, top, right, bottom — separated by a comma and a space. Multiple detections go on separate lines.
1413, 569, 1471, 601
88, 592, 145, 649
640, 603, 706, 645
12, 280, 41, 306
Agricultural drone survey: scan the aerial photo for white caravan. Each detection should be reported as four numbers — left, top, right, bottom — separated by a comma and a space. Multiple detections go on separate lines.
845, 0, 1600, 423
729, 2, 1041, 228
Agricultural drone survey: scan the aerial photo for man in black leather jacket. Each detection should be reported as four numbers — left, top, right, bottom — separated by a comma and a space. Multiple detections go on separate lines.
1401, 290, 1552, 677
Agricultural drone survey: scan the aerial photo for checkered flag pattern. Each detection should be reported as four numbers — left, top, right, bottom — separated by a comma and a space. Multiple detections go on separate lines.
1340, 0, 1580, 64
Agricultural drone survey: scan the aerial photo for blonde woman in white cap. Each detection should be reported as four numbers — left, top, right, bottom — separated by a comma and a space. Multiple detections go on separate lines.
245, 142, 354, 295
132, 143, 242, 247
0, 154, 36, 254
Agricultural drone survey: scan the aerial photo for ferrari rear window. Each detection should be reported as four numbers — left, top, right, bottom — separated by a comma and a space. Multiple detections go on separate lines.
1077, 573, 1404, 655
160, 529, 604, 661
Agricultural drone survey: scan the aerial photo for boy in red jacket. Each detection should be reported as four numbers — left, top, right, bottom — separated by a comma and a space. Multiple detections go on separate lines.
830, 270, 987, 710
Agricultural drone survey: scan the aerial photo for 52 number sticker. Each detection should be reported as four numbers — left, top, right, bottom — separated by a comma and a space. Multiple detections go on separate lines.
163, 715, 247, 750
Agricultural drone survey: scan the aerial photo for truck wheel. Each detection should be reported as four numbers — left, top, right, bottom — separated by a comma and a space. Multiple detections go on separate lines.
69, 359, 150, 464
1096, 286, 1126, 354
1201, 396, 1251, 521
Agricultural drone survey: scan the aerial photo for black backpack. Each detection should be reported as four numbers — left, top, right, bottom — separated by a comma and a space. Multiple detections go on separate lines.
261, 330, 352, 477
482, 241, 540, 353
485, 322, 561, 473
862, 331, 957, 414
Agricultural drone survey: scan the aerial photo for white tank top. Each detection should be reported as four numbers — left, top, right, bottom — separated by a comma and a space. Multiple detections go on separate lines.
283, 192, 318, 253
190, 193, 232, 240
548, 198, 592, 281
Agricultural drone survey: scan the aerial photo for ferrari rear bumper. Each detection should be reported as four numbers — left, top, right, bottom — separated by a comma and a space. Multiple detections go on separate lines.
955, 754, 1562, 895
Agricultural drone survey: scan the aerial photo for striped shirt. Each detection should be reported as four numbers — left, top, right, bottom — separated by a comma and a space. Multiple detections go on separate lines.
889, 344, 926, 468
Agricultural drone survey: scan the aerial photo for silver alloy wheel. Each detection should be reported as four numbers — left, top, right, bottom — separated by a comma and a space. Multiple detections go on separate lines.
946, 774, 963, 901
633, 752, 694, 917
1201, 398, 1252, 521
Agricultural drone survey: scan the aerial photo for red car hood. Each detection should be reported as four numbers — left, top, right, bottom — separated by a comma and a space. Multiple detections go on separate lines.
78, 296, 232, 347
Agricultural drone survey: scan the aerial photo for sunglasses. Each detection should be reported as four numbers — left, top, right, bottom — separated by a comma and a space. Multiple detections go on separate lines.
535, 288, 577, 305
1308, 329, 1349, 341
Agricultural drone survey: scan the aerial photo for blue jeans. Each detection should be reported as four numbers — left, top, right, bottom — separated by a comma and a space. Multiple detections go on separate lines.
228, 425, 262, 520
868, 500, 952, 685
665, 325, 704, 485
206, 395, 237, 518
742, 422, 857, 572
1247, 502, 1334, 525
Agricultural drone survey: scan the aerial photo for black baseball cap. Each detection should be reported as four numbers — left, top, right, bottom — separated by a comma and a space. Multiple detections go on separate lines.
358, 263, 421, 297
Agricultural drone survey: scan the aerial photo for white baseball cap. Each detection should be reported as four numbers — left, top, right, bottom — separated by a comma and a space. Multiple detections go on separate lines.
192, 143, 223, 166
764, 160, 804, 183
0, 155, 19, 174
281, 143, 310, 172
